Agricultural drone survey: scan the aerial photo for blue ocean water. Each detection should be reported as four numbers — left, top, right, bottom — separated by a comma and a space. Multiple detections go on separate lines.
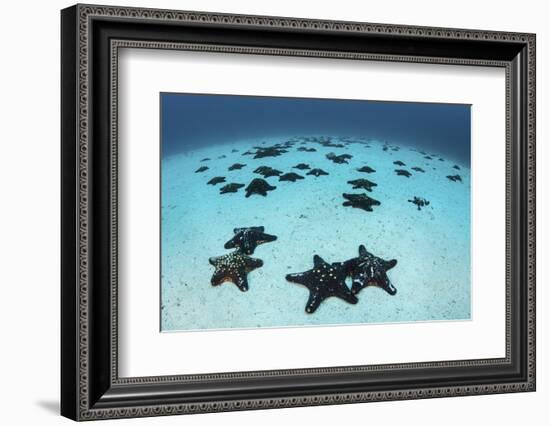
160, 93, 471, 332
161, 93, 470, 164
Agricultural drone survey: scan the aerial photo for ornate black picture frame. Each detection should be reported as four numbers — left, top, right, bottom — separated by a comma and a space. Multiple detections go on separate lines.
61, 4, 536, 421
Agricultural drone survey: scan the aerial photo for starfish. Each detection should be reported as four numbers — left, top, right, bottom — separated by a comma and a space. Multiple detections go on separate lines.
357, 165, 376, 174
326, 152, 352, 164
344, 245, 398, 296
393, 160, 406, 166
224, 226, 277, 254
347, 178, 377, 192
293, 163, 310, 170
342, 193, 381, 212
446, 174, 462, 182
245, 178, 276, 197
200, 158, 211, 162
253, 166, 272, 174
297, 147, 316, 152
253, 166, 282, 177
253, 146, 287, 159
195, 166, 209, 173
306, 168, 329, 177
209, 250, 263, 291
286, 255, 358, 313
395, 169, 411, 178
279, 172, 304, 182
408, 196, 430, 210
453, 165, 461, 170
207, 176, 226, 185
411, 167, 425, 173
219, 183, 245, 194
228, 163, 246, 171
262, 169, 283, 178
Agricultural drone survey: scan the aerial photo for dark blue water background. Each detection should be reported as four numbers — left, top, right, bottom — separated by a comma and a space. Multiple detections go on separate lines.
161, 93, 471, 165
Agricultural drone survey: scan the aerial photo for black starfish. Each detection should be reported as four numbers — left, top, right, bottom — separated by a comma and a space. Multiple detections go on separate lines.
209, 250, 263, 292
342, 193, 381, 212
224, 226, 277, 255
344, 245, 398, 296
393, 160, 406, 166
395, 169, 411, 178
347, 178, 377, 192
286, 255, 358, 313
446, 174, 462, 182
279, 172, 304, 182
253, 166, 282, 177
408, 196, 430, 210
306, 168, 329, 177
195, 166, 209, 173
424, 155, 433, 160
293, 163, 310, 170
262, 169, 283, 178
253, 147, 287, 159
219, 183, 245, 194
201, 158, 211, 162
357, 165, 376, 174
326, 152, 352, 164
453, 165, 461, 170
228, 163, 246, 171
411, 167, 425, 173
253, 166, 272, 174
207, 176, 226, 185
297, 147, 316, 152
245, 178, 276, 197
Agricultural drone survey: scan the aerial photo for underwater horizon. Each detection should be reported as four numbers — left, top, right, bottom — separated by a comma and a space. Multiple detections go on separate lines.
160, 93, 471, 332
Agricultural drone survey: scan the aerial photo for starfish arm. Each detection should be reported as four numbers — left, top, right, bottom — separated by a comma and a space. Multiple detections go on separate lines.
257, 232, 277, 244
211, 269, 227, 286
385, 259, 398, 269
335, 285, 359, 304
380, 274, 397, 295
223, 236, 238, 250
245, 257, 263, 270
313, 255, 327, 268
350, 277, 366, 295
285, 271, 309, 285
234, 273, 249, 292
305, 291, 324, 313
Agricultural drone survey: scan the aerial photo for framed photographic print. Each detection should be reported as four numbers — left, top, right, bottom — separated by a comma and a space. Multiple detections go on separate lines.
61, 4, 536, 421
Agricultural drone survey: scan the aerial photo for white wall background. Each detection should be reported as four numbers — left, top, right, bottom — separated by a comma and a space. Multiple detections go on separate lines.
0, 0, 546, 424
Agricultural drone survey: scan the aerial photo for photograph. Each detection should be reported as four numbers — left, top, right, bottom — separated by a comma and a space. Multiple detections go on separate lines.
160, 93, 472, 331
58, 3, 536, 420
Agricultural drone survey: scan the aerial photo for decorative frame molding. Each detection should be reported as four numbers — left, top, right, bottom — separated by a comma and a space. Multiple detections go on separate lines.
61, 4, 535, 421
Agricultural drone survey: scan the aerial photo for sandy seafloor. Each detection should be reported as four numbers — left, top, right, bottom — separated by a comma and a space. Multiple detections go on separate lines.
161, 136, 471, 332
